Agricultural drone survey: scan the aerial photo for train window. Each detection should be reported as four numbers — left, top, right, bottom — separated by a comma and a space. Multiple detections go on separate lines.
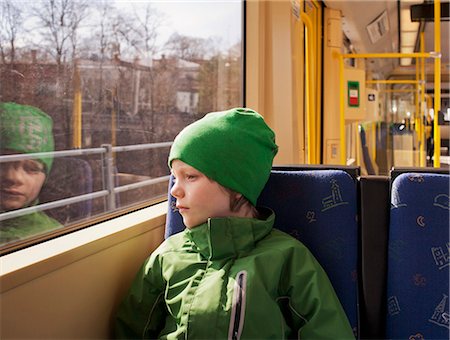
0, 0, 243, 253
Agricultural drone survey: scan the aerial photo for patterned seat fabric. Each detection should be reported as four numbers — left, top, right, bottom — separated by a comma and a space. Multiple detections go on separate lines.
165, 169, 359, 334
258, 170, 359, 333
386, 173, 450, 339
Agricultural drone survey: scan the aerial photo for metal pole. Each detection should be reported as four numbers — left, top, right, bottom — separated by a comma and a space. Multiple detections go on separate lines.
341, 52, 432, 59
300, 12, 315, 164
415, 57, 420, 166
380, 89, 416, 93
315, 3, 322, 163
102, 144, 116, 210
366, 80, 421, 84
433, 0, 441, 167
339, 54, 346, 165
420, 31, 426, 167
72, 62, 82, 148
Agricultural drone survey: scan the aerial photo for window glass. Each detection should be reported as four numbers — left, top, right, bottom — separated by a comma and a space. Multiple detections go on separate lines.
0, 0, 243, 251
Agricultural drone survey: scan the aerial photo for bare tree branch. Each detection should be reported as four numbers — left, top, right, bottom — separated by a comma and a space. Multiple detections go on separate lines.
30, 0, 89, 65
164, 33, 216, 61
0, 0, 23, 64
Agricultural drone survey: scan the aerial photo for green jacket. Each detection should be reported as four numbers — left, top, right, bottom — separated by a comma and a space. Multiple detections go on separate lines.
0, 211, 61, 244
115, 209, 354, 339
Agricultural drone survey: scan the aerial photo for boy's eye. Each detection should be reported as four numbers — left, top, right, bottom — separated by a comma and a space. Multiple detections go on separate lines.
23, 160, 45, 174
186, 174, 197, 180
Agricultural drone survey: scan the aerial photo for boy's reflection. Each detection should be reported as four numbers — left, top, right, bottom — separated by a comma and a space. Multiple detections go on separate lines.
0, 102, 61, 244
1, 153, 47, 211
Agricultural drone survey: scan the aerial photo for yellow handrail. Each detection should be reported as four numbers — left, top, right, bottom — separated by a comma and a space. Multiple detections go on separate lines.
420, 31, 426, 167
293, 8, 304, 164
72, 63, 82, 149
341, 52, 433, 59
300, 11, 316, 164
313, 0, 322, 164
366, 80, 421, 84
434, 0, 441, 167
380, 89, 416, 93
415, 56, 420, 167
339, 54, 346, 165
314, 2, 322, 164
294, 1, 323, 164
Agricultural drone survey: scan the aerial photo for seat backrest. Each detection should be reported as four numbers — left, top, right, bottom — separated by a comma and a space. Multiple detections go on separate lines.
258, 169, 359, 333
40, 157, 93, 224
165, 168, 359, 333
165, 174, 185, 238
386, 172, 449, 339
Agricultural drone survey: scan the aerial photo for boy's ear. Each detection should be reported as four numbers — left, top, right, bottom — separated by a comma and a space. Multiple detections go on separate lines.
234, 193, 243, 199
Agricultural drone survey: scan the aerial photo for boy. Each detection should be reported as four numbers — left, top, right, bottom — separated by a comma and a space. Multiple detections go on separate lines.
115, 108, 354, 339
0, 102, 61, 244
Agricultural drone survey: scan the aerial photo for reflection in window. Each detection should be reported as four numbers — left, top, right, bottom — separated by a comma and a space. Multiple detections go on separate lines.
0, 0, 243, 250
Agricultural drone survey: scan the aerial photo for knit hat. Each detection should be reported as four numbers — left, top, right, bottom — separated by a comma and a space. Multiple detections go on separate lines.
168, 108, 278, 206
0, 102, 55, 174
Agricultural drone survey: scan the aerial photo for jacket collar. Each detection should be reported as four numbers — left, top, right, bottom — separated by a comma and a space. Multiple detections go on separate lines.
185, 207, 275, 260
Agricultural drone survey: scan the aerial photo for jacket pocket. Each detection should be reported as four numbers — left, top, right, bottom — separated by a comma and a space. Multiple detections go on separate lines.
228, 270, 247, 340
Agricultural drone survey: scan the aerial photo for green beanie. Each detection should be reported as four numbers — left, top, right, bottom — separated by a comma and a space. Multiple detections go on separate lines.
168, 108, 278, 206
0, 102, 55, 174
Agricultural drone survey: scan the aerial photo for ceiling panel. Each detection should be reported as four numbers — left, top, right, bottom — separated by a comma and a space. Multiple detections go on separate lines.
323, 0, 400, 78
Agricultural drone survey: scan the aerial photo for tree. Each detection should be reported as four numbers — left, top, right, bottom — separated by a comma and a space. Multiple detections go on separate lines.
30, 0, 89, 66
108, 3, 163, 61
0, 0, 23, 64
130, 3, 162, 61
109, 4, 164, 136
164, 33, 215, 61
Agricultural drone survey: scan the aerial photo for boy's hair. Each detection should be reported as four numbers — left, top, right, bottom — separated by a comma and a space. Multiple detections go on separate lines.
222, 186, 259, 217
168, 108, 278, 206
0, 102, 55, 175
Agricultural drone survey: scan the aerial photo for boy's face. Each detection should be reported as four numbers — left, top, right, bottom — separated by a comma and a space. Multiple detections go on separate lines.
170, 160, 233, 228
0, 151, 46, 211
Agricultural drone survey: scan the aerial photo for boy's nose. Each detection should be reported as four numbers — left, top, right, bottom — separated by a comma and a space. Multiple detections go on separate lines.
1, 163, 26, 184
170, 181, 184, 199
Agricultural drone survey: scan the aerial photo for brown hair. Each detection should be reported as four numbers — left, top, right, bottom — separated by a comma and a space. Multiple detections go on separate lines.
206, 175, 260, 218
222, 186, 260, 218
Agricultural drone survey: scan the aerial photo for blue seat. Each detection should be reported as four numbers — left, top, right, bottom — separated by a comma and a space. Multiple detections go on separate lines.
258, 169, 359, 334
386, 172, 450, 339
165, 168, 359, 334
165, 175, 185, 239
40, 157, 93, 223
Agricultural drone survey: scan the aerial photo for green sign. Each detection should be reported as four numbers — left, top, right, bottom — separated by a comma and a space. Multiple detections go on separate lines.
348, 81, 360, 107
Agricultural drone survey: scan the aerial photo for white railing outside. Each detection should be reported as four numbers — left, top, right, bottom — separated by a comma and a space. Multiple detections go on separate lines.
0, 142, 172, 222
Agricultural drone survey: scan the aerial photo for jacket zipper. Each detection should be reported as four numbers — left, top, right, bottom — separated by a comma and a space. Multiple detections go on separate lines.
228, 270, 247, 340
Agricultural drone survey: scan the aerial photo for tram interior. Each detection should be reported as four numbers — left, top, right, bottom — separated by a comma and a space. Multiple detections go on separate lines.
326, 0, 450, 172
